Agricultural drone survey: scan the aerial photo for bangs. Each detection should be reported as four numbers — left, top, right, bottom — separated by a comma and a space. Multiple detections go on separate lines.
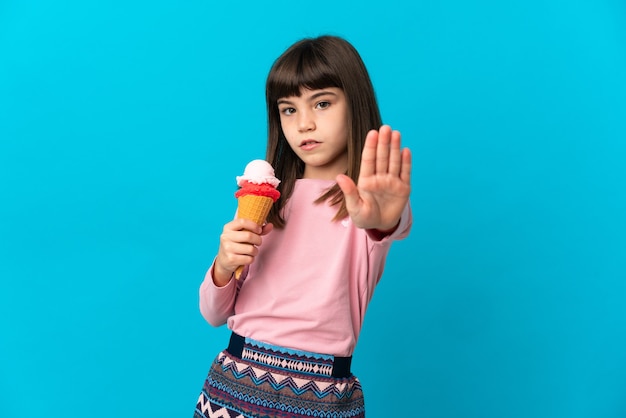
267, 42, 342, 102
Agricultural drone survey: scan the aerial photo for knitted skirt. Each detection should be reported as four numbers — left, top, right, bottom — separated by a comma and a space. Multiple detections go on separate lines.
194, 333, 365, 418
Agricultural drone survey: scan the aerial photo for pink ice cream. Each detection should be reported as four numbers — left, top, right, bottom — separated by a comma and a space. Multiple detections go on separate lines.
235, 160, 281, 201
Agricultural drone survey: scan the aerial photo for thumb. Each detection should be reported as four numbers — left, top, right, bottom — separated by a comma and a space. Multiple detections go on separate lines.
261, 222, 274, 236
336, 174, 361, 212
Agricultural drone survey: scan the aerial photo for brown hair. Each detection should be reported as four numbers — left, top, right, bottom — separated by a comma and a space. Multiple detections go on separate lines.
265, 35, 382, 228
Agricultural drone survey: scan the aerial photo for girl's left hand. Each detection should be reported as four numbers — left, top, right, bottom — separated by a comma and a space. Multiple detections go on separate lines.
336, 125, 411, 233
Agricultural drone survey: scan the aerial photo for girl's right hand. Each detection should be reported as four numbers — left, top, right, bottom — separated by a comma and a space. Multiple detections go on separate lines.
213, 218, 273, 286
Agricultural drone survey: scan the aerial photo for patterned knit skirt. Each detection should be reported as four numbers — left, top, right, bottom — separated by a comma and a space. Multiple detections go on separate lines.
194, 333, 365, 418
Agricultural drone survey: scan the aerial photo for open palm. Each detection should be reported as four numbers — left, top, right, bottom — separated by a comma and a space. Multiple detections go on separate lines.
336, 125, 411, 231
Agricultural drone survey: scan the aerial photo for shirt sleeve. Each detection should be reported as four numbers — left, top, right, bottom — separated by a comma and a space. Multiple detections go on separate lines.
198, 260, 238, 327
366, 202, 413, 243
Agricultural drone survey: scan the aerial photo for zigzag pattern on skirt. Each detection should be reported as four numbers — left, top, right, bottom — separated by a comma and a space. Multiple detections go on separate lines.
217, 353, 360, 399
195, 394, 244, 418
196, 383, 365, 418
194, 350, 365, 418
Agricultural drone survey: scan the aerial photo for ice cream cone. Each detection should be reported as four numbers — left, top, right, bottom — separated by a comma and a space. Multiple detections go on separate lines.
234, 194, 274, 279
232, 160, 281, 279
237, 194, 274, 225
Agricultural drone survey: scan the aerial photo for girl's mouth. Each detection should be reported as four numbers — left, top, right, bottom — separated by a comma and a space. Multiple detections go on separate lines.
300, 140, 320, 151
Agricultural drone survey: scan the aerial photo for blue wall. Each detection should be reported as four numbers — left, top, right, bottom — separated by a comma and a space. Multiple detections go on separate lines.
1, 1, 625, 417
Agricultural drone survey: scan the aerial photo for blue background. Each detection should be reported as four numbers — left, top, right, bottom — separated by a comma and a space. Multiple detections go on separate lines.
1, 1, 625, 417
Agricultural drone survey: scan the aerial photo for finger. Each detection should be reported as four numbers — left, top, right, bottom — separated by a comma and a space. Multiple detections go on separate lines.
233, 242, 259, 258
400, 148, 412, 184
217, 241, 256, 269
237, 230, 262, 246
388, 129, 402, 177
336, 174, 361, 213
359, 129, 378, 178
231, 217, 262, 234
222, 241, 259, 268
261, 222, 274, 236
223, 227, 263, 247
375, 125, 391, 174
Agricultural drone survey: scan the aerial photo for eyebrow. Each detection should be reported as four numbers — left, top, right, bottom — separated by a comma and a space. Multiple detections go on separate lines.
277, 90, 338, 106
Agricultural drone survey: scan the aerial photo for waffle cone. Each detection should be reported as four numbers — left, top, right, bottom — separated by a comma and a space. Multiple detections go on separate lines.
234, 194, 274, 279
236, 194, 274, 225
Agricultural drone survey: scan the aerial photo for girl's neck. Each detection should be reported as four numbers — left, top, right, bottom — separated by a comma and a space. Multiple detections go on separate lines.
297, 177, 335, 182
302, 164, 346, 180
301, 172, 339, 180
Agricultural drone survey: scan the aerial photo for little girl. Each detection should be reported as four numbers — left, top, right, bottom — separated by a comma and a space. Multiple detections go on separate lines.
194, 35, 412, 418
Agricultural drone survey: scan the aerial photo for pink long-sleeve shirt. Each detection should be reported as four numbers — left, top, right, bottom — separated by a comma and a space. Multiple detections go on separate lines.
199, 178, 412, 357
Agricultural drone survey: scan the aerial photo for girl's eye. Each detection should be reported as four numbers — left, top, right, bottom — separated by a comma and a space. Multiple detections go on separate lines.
316, 101, 330, 109
280, 107, 295, 116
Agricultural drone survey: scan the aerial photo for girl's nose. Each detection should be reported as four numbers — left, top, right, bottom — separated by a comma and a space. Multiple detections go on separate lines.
297, 111, 315, 132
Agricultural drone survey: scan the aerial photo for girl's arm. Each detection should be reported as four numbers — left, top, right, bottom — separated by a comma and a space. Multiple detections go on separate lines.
199, 265, 237, 327
336, 125, 411, 233
214, 218, 273, 285
199, 218, 273, 326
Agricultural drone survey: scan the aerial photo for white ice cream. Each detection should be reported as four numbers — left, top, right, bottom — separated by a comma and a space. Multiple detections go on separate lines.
236, 159, 281, 187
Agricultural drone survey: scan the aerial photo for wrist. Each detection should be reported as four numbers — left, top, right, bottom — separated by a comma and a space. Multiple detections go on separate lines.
367, 220, 400, 240
212, 263, 233, 287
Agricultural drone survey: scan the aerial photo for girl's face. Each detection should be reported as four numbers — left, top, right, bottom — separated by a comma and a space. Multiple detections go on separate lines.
277, 87, 349, 180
